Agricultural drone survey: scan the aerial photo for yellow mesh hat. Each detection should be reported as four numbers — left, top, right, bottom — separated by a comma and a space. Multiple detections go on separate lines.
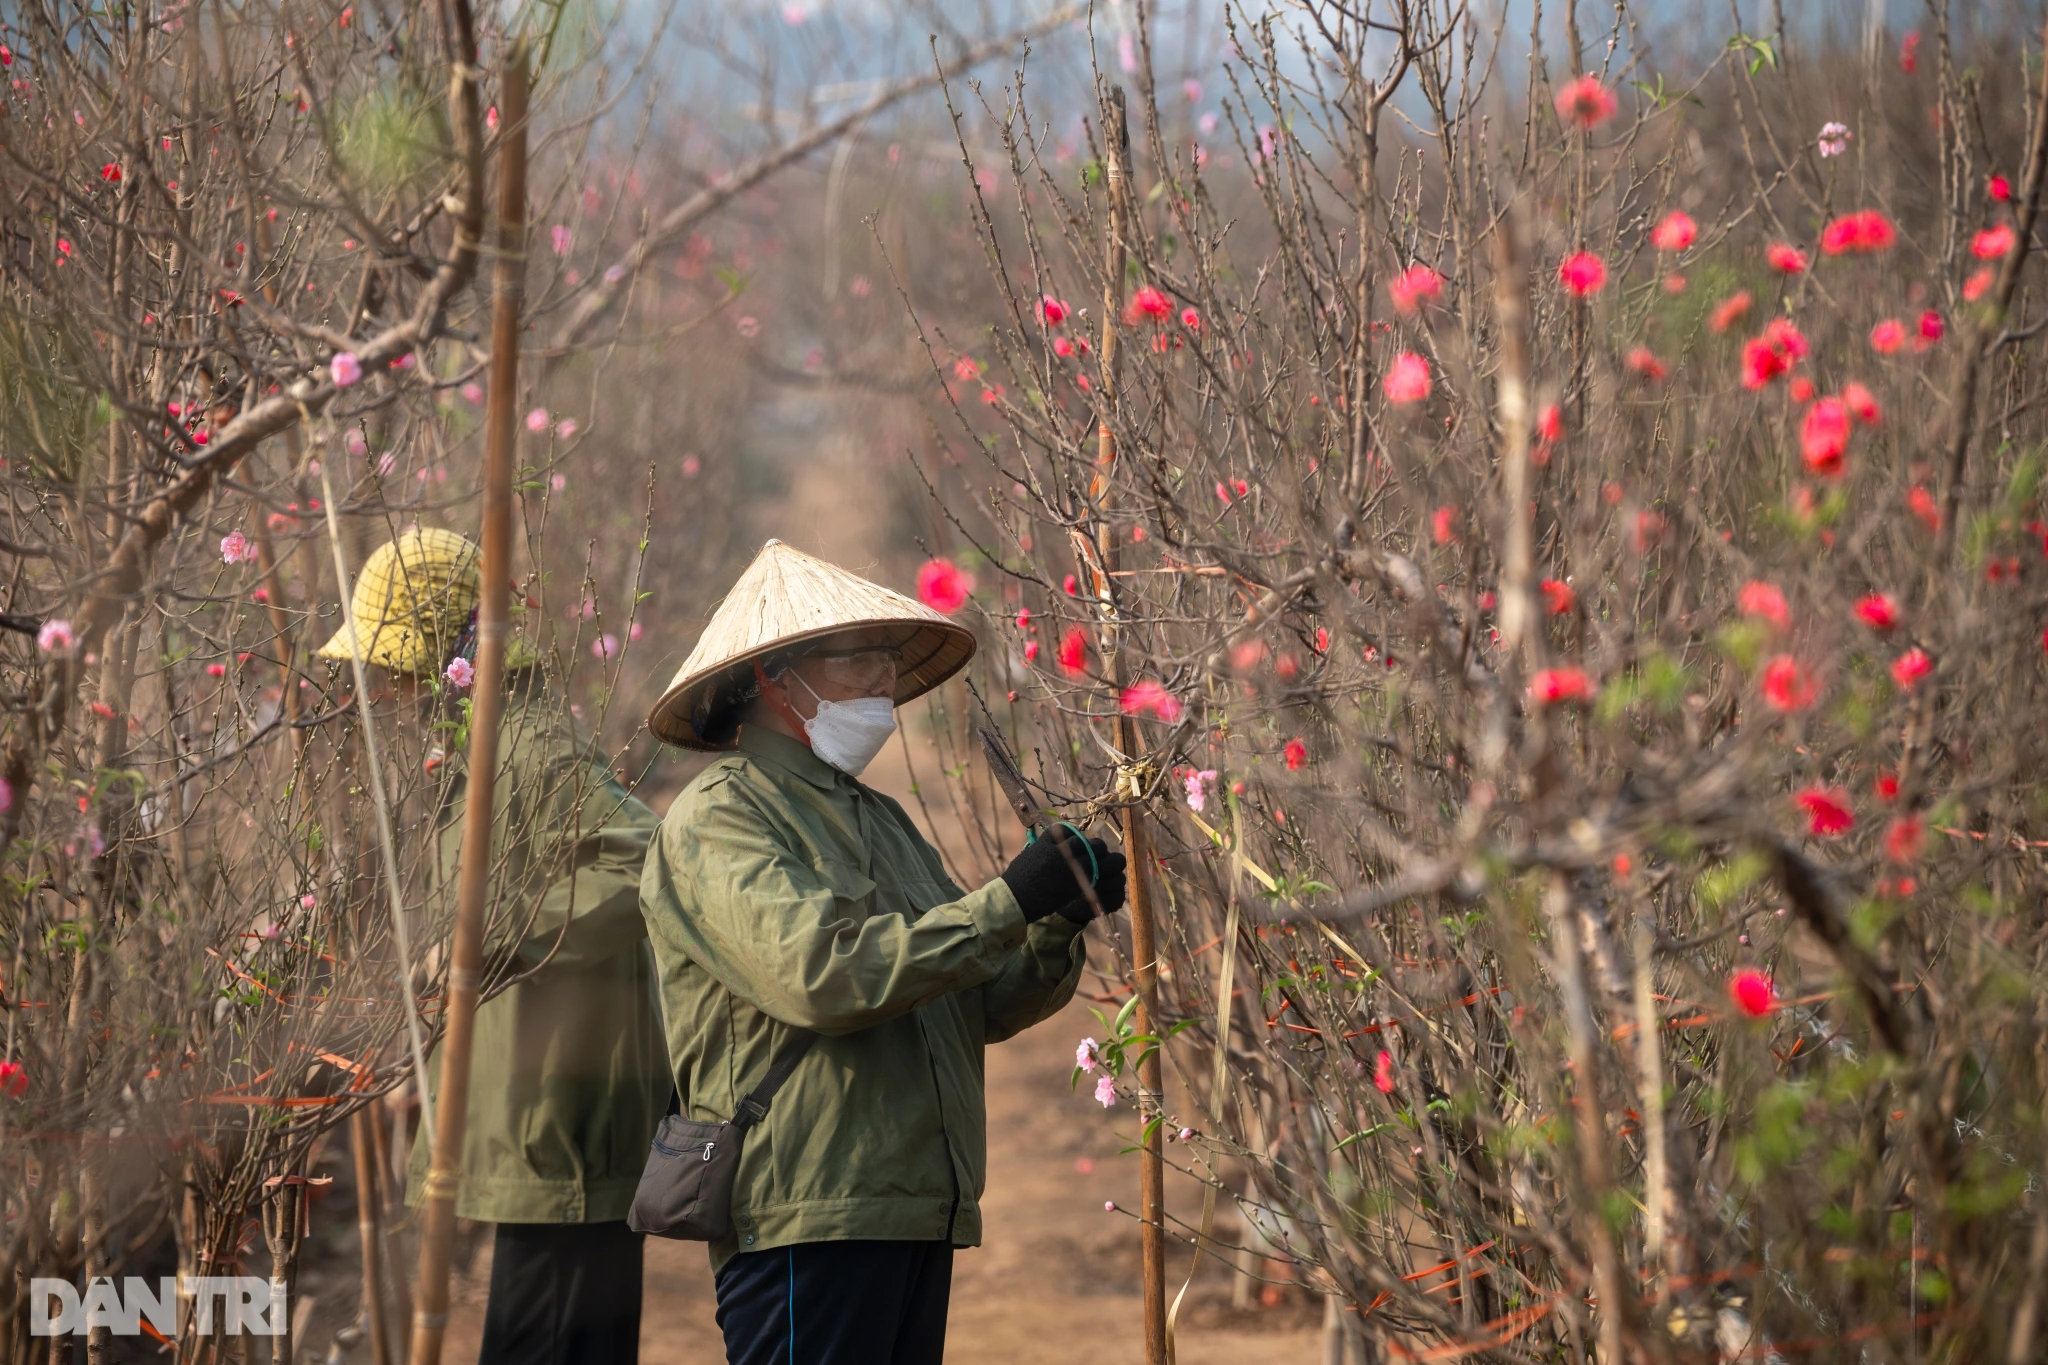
648, 539, 976, 749
317, 528, 536, 675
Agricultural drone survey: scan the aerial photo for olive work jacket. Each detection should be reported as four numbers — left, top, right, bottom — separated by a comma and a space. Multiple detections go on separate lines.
407, 676, 668, 1223
639, 725, 1086, 1270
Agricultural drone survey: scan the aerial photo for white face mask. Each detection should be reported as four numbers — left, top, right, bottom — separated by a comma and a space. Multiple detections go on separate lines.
790, 674, 898, 776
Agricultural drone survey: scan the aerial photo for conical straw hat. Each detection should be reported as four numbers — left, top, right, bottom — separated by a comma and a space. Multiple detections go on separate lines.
648, 539, 976, 749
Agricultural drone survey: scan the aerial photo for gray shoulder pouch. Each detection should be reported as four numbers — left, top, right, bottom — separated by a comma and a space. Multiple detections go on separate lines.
627, 1030, 819, 1241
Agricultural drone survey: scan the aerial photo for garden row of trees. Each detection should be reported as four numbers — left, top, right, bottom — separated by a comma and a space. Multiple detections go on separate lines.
909, 1, 2048, 1360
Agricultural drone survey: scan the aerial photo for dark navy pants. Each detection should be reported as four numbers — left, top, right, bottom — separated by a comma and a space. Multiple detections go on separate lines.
478, 1221, 643, 1365
715, 1240, 953, 1365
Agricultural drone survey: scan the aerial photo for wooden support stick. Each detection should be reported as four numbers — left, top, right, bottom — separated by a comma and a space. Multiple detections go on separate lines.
1091, 84, 1169, 1365
407, 44, 528, 1365
351, 1110, 393, 1365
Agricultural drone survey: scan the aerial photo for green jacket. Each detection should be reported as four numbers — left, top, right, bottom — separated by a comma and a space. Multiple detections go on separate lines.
407, 677, 668, 1224
640, 726, 1085, 1268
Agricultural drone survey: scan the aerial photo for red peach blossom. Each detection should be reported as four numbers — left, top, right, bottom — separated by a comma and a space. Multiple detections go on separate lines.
1908, 486, 1941, 532
915, 558, 974, 613
1118, 680, 1184, 722
1741, 335, 1789, 389
1383, 352, 1433, 405
1540, 579, 1575, 615
1056, 627, 1090, 676
1626, 348, 1667, 381
1841, 382, 1881, 426
1650, 210, 1698, 251
1796, 787, 1855, 836
1820, 210, 1896, 255
1766, 242, 1810, 273
1710, 291, 1755, 333
1884, 814, 1925, 865
1801, 398, 1851, 477
1121, 285, 1173, 324
1738, 580, 1789, 628
1630, 510, 1667, 553
1890, 647, 1933, 691
1388, 264, 1444, 315
1852, 593, 1900, 630
1558, 250, 1607, 297
1989, 174, 2014, 202
1972, 224, 2017, 259
1869, 319, 1907, 354
1283, 737, 1309, 770
1765, 318, 1809, 359
1553, 75, 1617, 128
1728, 969, 1776, 1018
1528, 667, 1596, 705
1760, 655, 1818, 712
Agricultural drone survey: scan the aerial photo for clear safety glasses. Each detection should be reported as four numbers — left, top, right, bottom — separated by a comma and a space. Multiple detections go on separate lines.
804, 645, 903, 694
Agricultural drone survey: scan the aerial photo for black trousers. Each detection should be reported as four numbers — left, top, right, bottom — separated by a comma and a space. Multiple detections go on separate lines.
715, 1239, 953, 1365
478, 1220, 644, 1365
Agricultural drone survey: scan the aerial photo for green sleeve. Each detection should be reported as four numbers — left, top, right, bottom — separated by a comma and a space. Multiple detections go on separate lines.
980, 918, 1087, 1043
876, 796, 1085, 1043
647, 779, 1029, 1036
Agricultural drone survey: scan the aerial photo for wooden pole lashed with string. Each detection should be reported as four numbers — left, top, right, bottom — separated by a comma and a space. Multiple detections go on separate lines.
1090, 86, 1170, 1365
407, 45, 528, 1365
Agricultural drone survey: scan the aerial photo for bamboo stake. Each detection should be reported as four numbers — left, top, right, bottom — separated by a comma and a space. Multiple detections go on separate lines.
261, 1172, 306, 1365
407, 45, 528, 1365
351, 1110, 393, 1365
1090, 85, 1169, 1365
371, 1099, 414, 1348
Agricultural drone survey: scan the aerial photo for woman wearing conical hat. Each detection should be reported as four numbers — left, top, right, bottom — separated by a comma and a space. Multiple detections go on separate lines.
319, 528, 668, 1365
638, 540, 1126, 1364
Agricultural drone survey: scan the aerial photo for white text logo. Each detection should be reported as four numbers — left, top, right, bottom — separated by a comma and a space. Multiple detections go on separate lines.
30, 1278, 286, 1336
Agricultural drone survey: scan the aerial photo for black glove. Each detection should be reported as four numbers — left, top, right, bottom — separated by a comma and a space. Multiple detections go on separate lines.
1000, 829, 1121, 923
1055, 847, 1127, 925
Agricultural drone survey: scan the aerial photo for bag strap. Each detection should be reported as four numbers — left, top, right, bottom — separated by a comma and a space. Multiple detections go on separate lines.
730, 1030, 820, 1130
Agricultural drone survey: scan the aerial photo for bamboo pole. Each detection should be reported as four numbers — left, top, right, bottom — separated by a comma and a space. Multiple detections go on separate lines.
407, 44, 528, 1365
371, 1099, 414, 1348
1090, 85, 1169, 1365
351, 1111, 393, 1365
